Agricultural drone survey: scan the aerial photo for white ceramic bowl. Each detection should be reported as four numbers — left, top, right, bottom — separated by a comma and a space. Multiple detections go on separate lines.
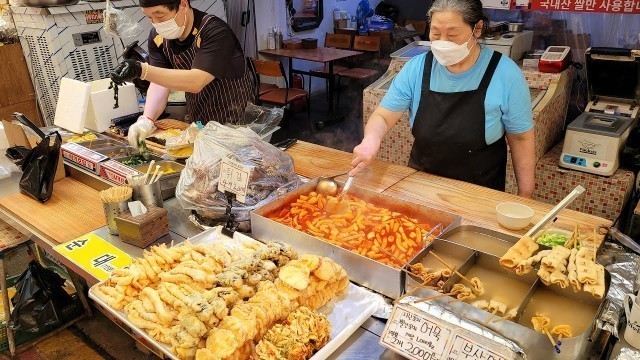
496, 202, 534, 230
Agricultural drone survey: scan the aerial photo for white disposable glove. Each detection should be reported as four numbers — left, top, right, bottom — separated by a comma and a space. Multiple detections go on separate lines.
127, 116, 156, 148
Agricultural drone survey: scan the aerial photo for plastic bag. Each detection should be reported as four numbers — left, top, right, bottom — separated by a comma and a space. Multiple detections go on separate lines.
234, 103, 285, 137
103, 1, 143, 39
176, 122, 300, 223
165, 123, 201, 159
12, 113, 61, 203
10, 261, 74, 333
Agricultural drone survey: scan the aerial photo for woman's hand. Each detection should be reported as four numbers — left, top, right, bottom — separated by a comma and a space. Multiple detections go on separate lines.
350, 137, 381, 176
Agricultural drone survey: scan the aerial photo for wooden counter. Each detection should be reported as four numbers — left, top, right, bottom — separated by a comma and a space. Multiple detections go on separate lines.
286, 141, 416, 193
287, 141, 611, 242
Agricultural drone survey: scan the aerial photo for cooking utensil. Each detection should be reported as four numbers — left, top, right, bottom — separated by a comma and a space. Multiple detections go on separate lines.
340, 176, 355, 196
525, 185, 586, 237
508, 22, 523, 32
273, 138, 297, 151
142, 160, 155, 184
316, 170, 351, 196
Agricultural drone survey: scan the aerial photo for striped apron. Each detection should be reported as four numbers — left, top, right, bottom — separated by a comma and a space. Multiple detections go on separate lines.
160, 15, 254, 125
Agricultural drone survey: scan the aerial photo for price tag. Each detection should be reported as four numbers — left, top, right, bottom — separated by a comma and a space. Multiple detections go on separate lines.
54, 233, 132, 281
381, 303, 515, 360
447, 334, 508, 360
217, 155, 251, 203
380, 304, 453, 360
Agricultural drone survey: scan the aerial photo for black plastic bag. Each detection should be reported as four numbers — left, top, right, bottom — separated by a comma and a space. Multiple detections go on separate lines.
12, 112, 61, 203
5, 146, 30, 166
10, 261, 74, 333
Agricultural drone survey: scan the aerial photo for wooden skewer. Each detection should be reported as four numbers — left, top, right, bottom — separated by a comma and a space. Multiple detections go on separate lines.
545, 329, 562, 353
394, 286, 422, 305
407, 283, 439, 289
491, 314, 512, 324
430, 251, 476, 287
483, 309, 498, 326
592, 229, 597, 263
414, 292, 454, 303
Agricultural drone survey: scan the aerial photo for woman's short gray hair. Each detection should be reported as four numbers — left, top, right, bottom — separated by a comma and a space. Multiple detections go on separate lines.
427, 0, 489, 36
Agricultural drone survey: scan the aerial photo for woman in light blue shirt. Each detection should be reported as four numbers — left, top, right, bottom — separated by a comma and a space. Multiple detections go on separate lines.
349, 0, 535, 197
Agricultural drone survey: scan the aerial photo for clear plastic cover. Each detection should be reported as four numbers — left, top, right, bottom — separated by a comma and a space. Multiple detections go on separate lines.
176, 122, 300, 222
232, 103, 285, 137
103, 2, 143, 39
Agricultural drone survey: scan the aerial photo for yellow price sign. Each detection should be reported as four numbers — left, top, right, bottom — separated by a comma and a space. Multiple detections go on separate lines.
54, 233, 132, 281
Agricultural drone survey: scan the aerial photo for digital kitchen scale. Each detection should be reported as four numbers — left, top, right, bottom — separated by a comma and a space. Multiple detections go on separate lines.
560, 48, 640, 176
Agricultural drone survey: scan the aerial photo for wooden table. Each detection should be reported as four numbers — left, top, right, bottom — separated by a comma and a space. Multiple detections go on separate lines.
286, 141, 416, 193
286, 141, 612, 243
259, 47, 362, 128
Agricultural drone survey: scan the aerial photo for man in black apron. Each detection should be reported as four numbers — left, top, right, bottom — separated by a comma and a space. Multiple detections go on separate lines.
349, 0, 535, 197
110, 0, 254, 148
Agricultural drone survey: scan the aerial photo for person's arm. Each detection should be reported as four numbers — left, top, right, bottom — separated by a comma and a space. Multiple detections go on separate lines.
143, 82, 170, 120
507, 129, 535, 198
500, 60, 536, 198
350, 107, 404, 175
349, 55, 422, 176
142, 66, 214, 94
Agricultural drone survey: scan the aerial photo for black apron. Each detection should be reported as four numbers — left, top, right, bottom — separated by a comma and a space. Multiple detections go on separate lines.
408, 50, 507, 191
161, 15, 254, 125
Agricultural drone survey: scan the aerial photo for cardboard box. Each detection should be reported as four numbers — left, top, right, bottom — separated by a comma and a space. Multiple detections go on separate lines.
61, 142, 108, 174
99, 160, 140, 185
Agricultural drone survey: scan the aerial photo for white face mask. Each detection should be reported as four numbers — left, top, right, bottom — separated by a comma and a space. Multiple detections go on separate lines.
153, 7, 186, 40
430, 32, 476, 66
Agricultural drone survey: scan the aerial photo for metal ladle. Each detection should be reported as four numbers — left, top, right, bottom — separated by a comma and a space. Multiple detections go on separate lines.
316, 170, 351, 196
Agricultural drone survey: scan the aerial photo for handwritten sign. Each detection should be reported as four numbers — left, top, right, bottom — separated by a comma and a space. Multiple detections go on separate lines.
217, 155, 251, 203
448, 334, 507, 360
381, 304, 453, 359
381, 303, 515, 360
54, 233, 132, 281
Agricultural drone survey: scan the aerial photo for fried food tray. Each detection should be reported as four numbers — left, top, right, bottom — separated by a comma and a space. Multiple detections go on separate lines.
405, 238, 610, 359
251, 178, 462, 299
88, 226, 383, 360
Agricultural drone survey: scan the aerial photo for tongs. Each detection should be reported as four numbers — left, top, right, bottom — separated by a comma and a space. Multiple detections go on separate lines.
525, 185, 586, 238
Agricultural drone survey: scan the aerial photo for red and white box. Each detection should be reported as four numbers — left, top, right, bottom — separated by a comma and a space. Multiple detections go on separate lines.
99, 160, 140, 185
61, 142, 108, 174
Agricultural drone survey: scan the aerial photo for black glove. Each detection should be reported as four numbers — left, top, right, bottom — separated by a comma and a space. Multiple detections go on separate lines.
110, 59, 142, 85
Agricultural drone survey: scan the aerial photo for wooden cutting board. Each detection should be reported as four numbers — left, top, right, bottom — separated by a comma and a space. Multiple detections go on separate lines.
0, 178, 106, 244
384, 172, 611, 246
286, 141, 416, 193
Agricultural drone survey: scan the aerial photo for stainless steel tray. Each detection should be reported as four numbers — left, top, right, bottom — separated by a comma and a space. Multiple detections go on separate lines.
390, 40, 431, 59
76, 139, 128, 149
94, 146, 136, 158
404, 240, 609, 359
133, 161, 184, 200
251, 178, 462, 298
438, 225, 519, 257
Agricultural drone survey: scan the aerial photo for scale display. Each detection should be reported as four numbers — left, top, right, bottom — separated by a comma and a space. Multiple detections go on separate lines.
72, 31, 101, 47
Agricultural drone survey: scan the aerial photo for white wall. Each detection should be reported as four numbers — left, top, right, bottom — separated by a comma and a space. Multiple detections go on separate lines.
255, 0, 381, 94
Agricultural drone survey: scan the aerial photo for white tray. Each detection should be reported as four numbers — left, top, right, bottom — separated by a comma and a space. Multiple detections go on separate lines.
88, 227, 383, 360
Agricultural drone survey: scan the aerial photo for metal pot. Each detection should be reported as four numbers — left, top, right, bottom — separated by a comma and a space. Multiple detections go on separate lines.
508, 22, 524, 32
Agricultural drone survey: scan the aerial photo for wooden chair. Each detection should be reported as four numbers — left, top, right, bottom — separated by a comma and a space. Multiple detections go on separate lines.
405, 19, 428, 37
247, 57, 277, 103
251, 59, 310, 121
308, 33, 353, 100
336, 36, 381, 107
368, 30, 394, 67
335, 28, 358, 37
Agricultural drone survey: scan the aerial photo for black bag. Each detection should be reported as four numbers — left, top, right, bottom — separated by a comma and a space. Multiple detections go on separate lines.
5, 146, 31, 166
10, 261, 74, 333
12, 112, 61, 203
